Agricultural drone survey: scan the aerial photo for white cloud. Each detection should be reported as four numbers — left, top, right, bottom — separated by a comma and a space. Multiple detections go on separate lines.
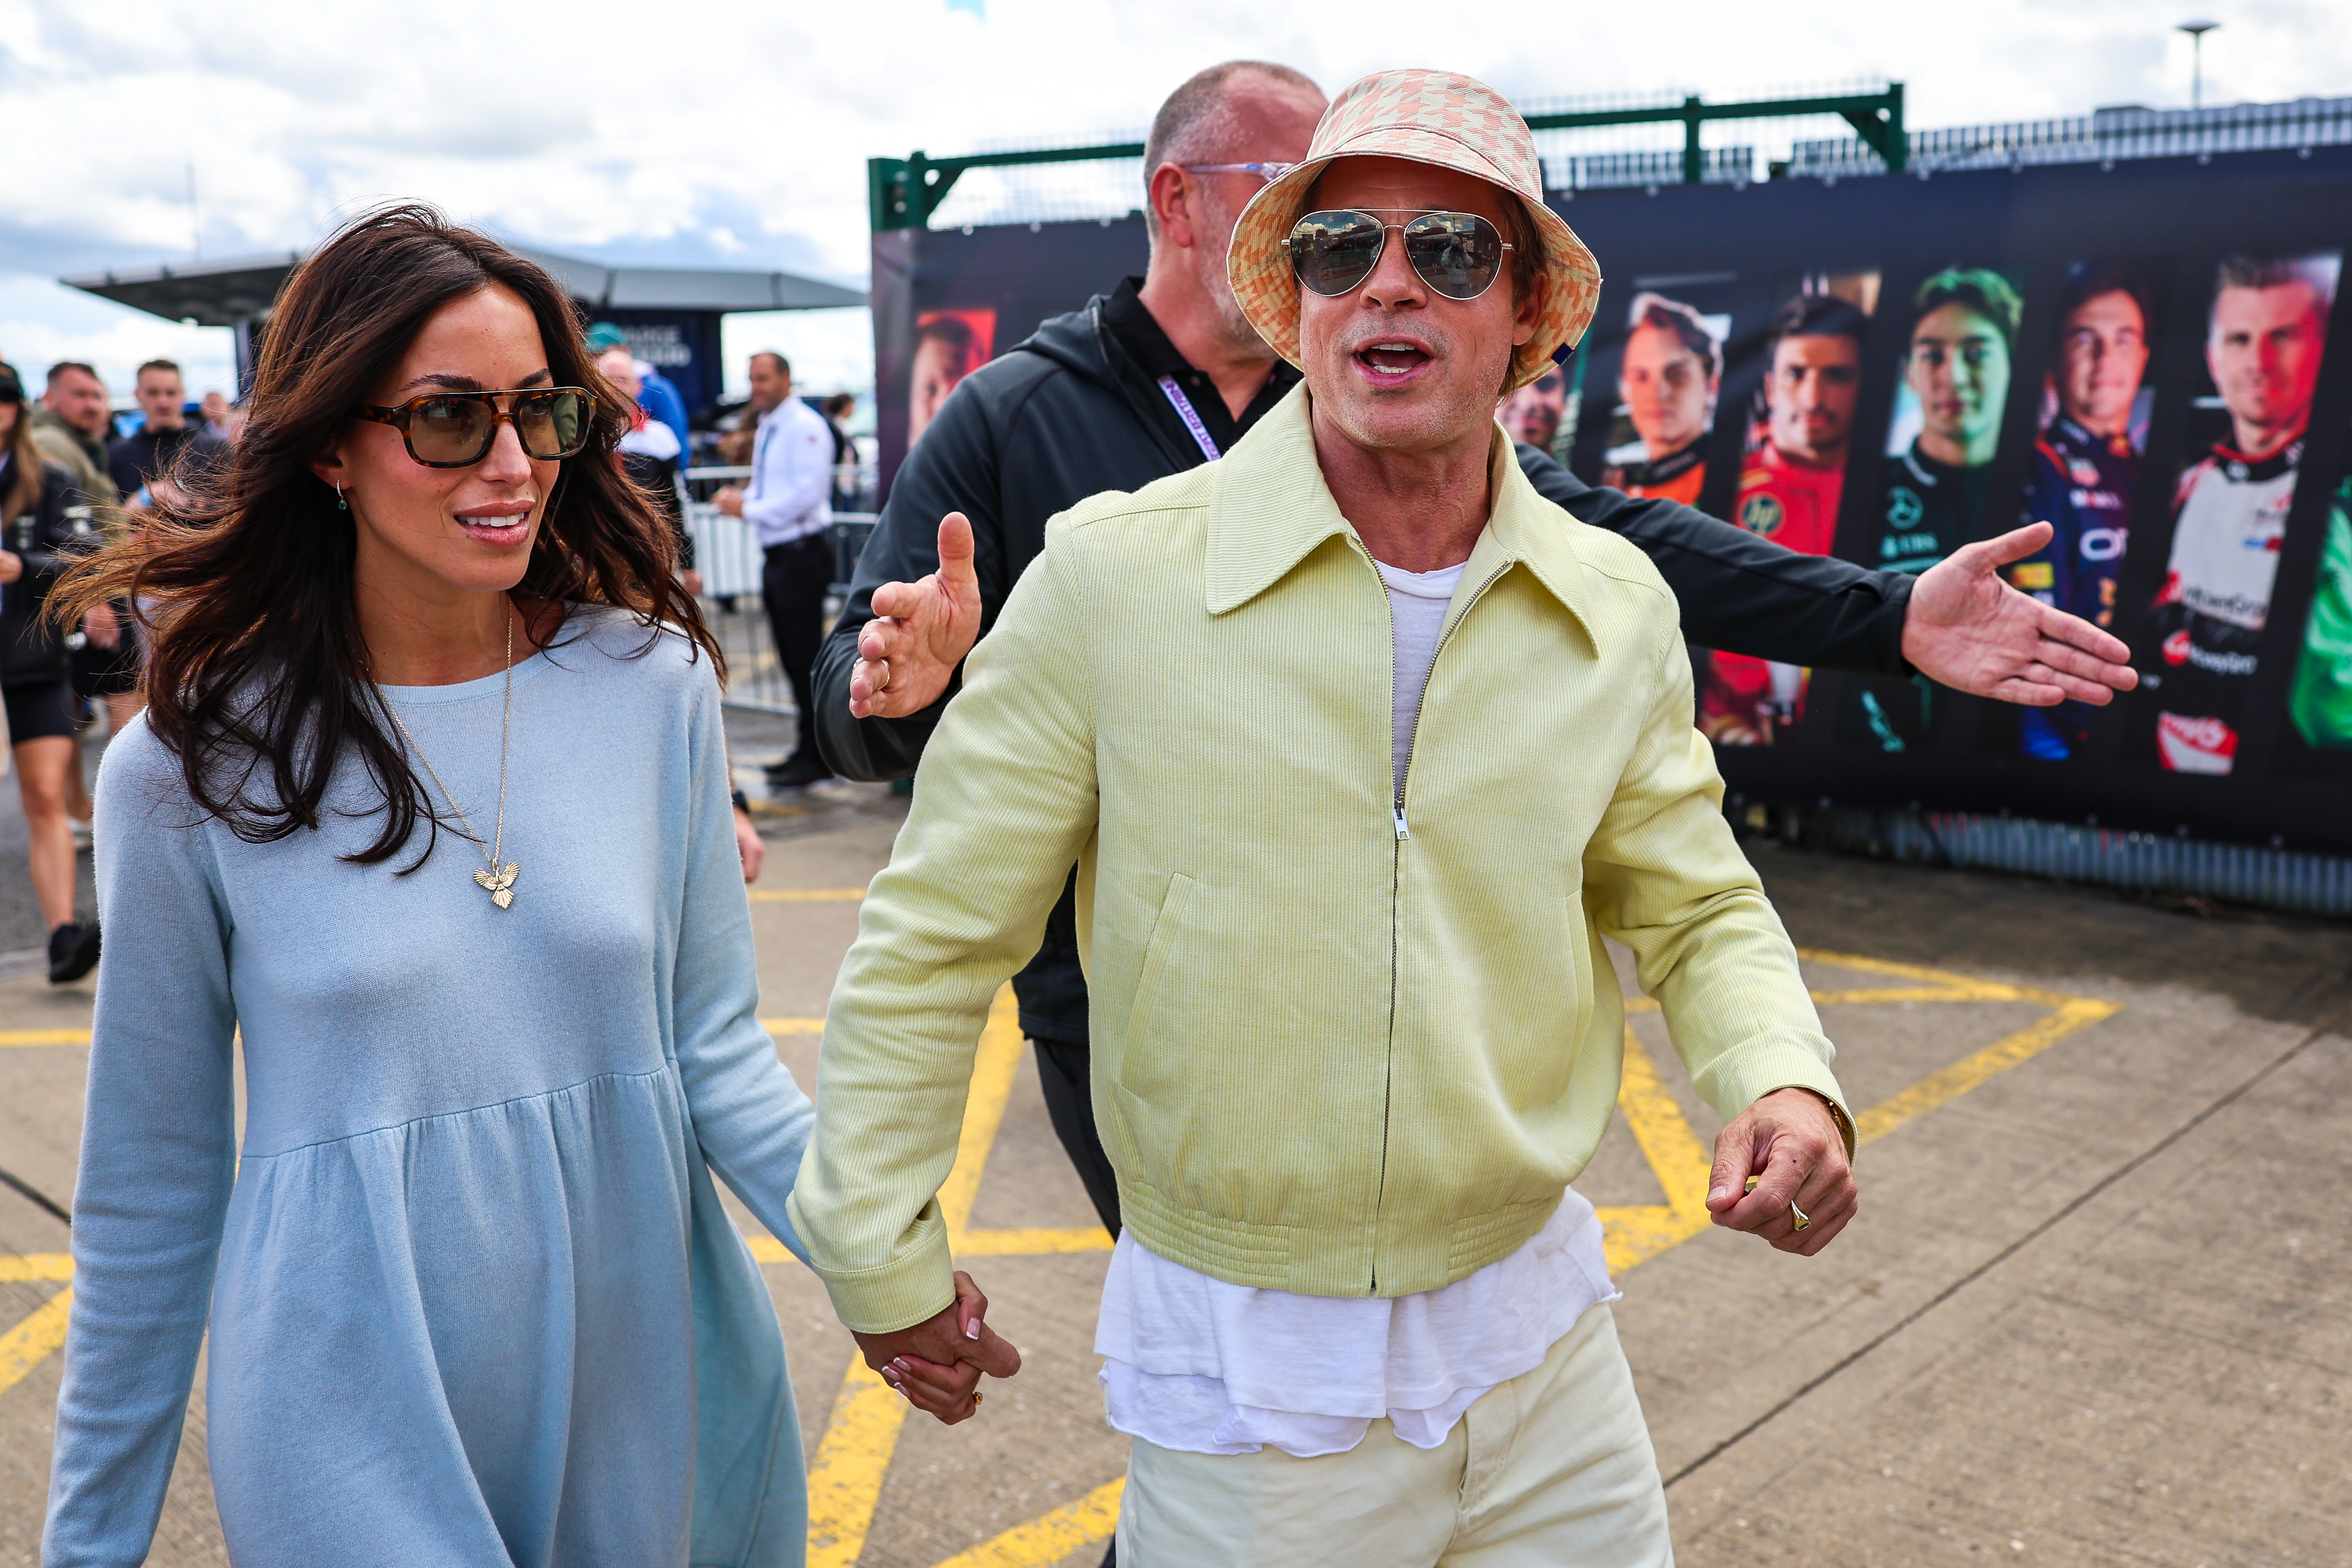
1, 0, 2345, 400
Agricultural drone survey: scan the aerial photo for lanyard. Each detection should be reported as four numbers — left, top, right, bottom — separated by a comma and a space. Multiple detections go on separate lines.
1157, 376, 1222, 463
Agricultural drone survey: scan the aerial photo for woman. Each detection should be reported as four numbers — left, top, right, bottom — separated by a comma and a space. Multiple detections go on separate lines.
0, 370, 103, 982
43, 206, 1003, 1566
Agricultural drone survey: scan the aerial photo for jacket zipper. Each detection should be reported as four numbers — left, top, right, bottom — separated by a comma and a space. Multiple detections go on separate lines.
1362, 546, 1510, 1290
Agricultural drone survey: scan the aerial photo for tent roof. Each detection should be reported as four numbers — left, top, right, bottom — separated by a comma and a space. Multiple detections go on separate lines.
60, 245, 865, 326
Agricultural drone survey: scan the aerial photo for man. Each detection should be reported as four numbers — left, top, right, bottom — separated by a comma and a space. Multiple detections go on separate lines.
792, 71, 1858, 1563
1850, 268, 2022, 752
32, 362, 120, 510
2150, 252, 2336, 774
1602, 291, 1720, 505
1705, 293, 1869, 742
33, 363, 135, 827
815, 61, 2136, 1252
716, 351, 836, 787
107, 358, 226, 502
596, 345, 694, 592
2011, 265, 2152, 759
1875, 268, 2020, 576
587, 322, 690, 453
1495, 363, 1567, 459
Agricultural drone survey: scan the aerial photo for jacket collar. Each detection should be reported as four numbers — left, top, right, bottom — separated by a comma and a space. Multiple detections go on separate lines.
1205, 382, 1597, 649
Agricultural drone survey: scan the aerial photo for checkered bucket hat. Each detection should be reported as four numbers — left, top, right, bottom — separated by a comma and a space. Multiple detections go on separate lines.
1227, 68, 1603, 393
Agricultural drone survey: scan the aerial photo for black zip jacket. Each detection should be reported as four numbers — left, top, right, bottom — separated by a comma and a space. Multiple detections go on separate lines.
814, 280, 1916, 1048
3, 460, 96, 686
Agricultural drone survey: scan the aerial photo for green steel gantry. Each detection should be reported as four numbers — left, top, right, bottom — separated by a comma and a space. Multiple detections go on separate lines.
869, 84, 1906, 231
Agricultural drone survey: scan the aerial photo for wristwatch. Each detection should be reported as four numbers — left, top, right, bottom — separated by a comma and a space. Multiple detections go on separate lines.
731, 788, 752, 815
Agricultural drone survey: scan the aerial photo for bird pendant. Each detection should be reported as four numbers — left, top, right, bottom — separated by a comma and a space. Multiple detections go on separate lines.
473, 862, 520, 909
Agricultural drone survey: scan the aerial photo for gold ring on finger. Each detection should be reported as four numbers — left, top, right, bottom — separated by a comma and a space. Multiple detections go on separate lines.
1790, 1200, 1811, 1232
971, 1389, 983, 1411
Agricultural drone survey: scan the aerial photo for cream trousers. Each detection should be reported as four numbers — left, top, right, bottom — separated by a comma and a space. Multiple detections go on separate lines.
1113, 1304, 1672, 1568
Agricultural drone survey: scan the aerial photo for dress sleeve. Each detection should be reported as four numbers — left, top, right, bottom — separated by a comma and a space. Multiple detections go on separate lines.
44, 724, 238, 1567
668, 660, 816, 1260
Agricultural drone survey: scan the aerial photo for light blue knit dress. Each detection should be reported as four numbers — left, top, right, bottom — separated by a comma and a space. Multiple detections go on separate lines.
44, 606, 814, 1568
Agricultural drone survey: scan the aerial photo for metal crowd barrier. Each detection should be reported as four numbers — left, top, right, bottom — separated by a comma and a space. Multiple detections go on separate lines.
682, 464, 878, 716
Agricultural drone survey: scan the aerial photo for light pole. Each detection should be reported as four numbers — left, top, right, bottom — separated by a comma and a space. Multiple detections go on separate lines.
2178, 20, 2219, 111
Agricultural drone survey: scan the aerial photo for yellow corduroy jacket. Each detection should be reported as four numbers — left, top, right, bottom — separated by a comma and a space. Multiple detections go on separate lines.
788, 384, 1845, 1334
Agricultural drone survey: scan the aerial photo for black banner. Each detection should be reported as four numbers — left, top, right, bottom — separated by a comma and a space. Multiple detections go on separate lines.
869, 148, 2352, 852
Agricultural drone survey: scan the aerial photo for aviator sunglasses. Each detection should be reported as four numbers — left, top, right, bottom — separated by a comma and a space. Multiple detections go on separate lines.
357, 387, 597, 468
1283, 209, 1516, 302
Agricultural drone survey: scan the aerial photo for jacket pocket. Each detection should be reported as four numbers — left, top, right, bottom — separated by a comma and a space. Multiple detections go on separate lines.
1124, 871, 1197, 1048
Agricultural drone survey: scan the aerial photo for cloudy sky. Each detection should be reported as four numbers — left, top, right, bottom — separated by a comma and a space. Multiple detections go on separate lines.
2, 0, 2344, 401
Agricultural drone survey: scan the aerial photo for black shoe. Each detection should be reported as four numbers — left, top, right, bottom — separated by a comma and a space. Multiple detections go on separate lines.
766, 754, 832, 790
47, 921, 100, 984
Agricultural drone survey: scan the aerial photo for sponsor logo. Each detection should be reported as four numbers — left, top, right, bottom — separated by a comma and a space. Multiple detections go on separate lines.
1881, 531, 1940, 562
2162, 629, 2258, 675
2068, 488, 2125, 513
2079, 527, 2127, 561
1738, 493, 1785, 537
2070, 459, 2103, 486
2156, 712, 2238, 774
1885, 486, 1924, 530
2008, 562, 2055, 591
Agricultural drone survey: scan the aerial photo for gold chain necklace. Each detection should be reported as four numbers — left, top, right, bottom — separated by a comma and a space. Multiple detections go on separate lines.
374, 609, 520, 909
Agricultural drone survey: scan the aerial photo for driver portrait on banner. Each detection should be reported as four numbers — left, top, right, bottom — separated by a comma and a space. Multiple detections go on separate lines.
1701, 286, 1872, 745
2008, 262, 2156, 760
2148, 251, 2339, 775
1601, 290, 1724, 506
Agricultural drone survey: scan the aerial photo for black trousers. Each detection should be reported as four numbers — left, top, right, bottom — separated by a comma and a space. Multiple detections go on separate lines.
1032, 1036, 1121, 1237
761, 533, 832, 765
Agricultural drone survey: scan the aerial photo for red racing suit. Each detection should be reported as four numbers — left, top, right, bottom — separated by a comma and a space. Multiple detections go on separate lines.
1702, 439, 1845, 742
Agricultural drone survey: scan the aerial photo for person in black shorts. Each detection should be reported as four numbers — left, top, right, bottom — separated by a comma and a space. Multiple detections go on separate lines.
0, 372, 103, 980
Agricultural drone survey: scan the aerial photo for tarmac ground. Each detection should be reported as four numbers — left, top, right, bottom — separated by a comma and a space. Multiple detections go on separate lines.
1, 707, 2347, 1567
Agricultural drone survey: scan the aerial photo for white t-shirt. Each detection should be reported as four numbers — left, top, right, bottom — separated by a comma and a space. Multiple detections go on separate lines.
1093, 540, 1620, 1459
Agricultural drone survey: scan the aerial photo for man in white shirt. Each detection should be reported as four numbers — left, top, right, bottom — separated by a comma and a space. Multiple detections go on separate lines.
718, 351, 836, 786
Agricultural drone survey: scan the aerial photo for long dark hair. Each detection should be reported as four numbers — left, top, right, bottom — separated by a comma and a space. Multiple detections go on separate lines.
52, 203, 721, 866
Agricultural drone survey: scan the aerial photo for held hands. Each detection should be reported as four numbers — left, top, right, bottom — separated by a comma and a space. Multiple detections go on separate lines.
714, 485, 746, 518
851, 1270, 1023, 1425
1705, 1088, 1857, 1257
1902, 521, 2139, 707
847, 513, 983, 719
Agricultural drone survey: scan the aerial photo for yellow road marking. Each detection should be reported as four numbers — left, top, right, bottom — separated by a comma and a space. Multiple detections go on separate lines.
0, 1287, 72, 1397
0, 1030, 90, 1047
0, 1255, 74, 1284
762, 1018, 826, 1036
931, 1478, 1125, 1568
1597, 1027, 1715, 1274
1855, 996, 2121, 1145
805, 985, 1025, 1568
748, 888, 869, 903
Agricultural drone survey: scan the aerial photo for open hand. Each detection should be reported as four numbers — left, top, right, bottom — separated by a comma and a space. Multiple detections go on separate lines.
847, 512, 983, 719
1704, 1087, 1856, 1257
850, 1270, 1022, 1424
1903, 522, 2139, 707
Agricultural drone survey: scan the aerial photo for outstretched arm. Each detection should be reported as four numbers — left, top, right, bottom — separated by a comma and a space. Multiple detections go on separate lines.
1518, 446, 2137, 703
1903, 522, 2138, 706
